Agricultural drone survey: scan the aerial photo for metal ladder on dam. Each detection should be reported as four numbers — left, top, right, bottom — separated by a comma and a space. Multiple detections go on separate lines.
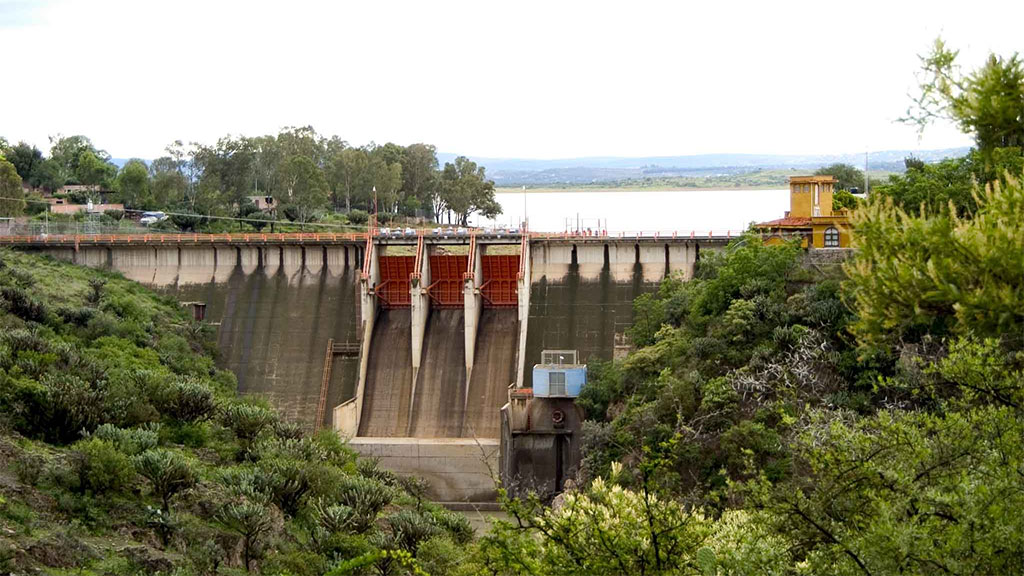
316, 339, 360, 431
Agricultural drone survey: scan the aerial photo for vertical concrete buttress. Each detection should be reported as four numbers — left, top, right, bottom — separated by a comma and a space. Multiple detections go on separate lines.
463, 241, 484, 401
667, 243, 696, 280
349, 242, 380, 436
515, 240, 531, 388
409, 241, 432, 431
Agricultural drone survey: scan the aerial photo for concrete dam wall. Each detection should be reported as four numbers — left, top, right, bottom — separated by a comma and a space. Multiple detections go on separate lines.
524, 241, 698, 387
31, 244, 362, 431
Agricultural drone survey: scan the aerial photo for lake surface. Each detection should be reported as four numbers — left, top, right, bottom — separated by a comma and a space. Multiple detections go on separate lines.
471, 188, 789, 234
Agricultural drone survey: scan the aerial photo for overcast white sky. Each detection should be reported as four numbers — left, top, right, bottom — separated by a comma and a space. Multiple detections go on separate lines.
1, 0, 1020, 160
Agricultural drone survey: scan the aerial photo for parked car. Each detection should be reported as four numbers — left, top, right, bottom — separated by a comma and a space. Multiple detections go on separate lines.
140, 211, 168, 226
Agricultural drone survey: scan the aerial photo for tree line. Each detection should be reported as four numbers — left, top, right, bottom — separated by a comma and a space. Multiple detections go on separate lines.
0, 128, 503, 226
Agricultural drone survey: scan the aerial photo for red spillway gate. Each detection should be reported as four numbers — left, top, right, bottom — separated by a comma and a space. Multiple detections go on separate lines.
428, 255, 468, 307
377, 256, 415, 308
481, 255, 519, 307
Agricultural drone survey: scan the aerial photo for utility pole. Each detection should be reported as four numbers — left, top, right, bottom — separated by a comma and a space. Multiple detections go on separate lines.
522, 185, 527, 230
864, 150, 870, 196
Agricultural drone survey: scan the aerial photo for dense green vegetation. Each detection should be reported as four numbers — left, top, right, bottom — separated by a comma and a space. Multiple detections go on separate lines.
0, 130, 501, 228
0, 249, 474, 575
465, 39, 1024, 575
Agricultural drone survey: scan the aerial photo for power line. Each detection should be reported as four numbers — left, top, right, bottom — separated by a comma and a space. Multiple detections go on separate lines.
0, 195, 373, 231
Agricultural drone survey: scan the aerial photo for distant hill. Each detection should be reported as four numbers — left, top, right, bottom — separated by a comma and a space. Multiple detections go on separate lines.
439, 148, 970, 187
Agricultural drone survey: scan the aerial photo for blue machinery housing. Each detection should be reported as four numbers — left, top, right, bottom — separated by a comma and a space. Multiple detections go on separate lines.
532, 365, 587, 397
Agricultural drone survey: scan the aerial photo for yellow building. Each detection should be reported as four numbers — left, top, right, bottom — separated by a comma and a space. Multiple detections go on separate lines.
757, 175, 852, 248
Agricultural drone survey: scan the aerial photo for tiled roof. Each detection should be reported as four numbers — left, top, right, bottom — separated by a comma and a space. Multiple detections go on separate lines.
756, 217, 813, 227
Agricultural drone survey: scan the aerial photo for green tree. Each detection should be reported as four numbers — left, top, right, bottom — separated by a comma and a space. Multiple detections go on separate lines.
754, 405, 1024, 575
115, 159, 152, 209
369, 153, 403, 215
846, 175, 1024, 351
150, 155, 187, 207
193, 138, 253, 214
134, 449, 196, 512
329, 147, 371, 212
280, 155, 329, 223
75, 150, 116, 191
49, 134, 111, 185
216, 492, 276, 572
437, 156, 500, 225
480, 464, 716, 576
832, 188, 859, 211
877, 149, 1022, 216
69, 438, 136, 495
0, 158, 26, 217
903, 38, 1024, 152
5, 142, 43, 183
277, 125, 326, 166
222, 403, 277, 454
401, 143, 439, 202
814, 163, 865, 191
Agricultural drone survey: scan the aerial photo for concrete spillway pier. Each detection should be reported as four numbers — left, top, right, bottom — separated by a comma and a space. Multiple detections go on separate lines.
16, 232, 727, 502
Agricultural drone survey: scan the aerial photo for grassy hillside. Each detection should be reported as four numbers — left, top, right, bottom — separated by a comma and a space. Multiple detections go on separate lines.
0, 249, 472, 575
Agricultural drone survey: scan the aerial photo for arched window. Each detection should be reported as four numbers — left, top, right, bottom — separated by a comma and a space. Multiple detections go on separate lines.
824, 227, 840, 247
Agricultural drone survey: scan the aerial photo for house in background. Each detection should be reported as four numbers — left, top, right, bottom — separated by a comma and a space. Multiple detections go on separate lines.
248, 195, 276, 211
47, 197, 124, 215
755, 175, 852, 248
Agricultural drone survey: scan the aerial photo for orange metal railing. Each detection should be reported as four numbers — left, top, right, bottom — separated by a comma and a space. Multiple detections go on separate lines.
0, 232, 367, 246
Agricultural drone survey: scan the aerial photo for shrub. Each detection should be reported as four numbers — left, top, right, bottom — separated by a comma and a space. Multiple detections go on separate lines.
0, 285, 47, 322
334, 475, 395, 533
91, 423, 160, 455
68, 438, 135, 495
12, 451, 45, 486
431, 507, 474, 545
42, 374, 110, 443
253, 457, 311, 517
346, 209, 369, 225
215, 495, 277, 572
310, 498, 355, 536
158, 377, 217, 423
55, 305, 96, 326
87, 278, 106, 305
134, 449, 196, 512
386, 509, 440, 555
273, 419, 304, 440
222, 403, 277, 453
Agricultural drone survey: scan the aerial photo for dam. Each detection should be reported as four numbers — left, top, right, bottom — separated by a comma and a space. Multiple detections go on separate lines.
8, 230, 728, 501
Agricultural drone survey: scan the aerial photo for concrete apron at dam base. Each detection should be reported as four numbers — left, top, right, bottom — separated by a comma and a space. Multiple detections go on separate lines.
348, 437, 500, 503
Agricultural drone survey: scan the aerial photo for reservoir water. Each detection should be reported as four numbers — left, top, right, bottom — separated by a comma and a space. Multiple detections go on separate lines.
472, 188, 789, 233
